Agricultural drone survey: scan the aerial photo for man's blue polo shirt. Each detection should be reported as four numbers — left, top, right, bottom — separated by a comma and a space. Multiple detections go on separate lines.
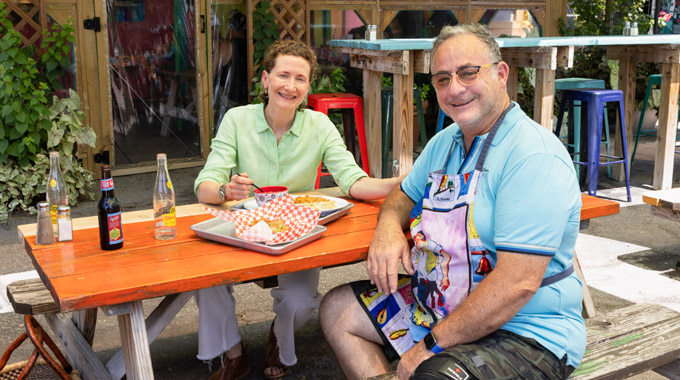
401, 102, 586, 368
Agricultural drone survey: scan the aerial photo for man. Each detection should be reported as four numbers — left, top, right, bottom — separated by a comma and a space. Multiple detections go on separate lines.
319, 24, 585, 380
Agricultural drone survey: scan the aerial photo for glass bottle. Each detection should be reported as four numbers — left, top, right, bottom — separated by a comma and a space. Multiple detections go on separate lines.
631, 22, 638, 36
623, 21, 631, 36
46, 151, 68, 237
97, 165, 123, 250
153, 153, 176, 240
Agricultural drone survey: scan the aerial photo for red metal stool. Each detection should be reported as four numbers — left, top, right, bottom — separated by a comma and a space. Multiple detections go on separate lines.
307, 93, 370, 189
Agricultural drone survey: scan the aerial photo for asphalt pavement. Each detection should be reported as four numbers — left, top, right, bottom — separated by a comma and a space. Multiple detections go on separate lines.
1, 132, 679, 379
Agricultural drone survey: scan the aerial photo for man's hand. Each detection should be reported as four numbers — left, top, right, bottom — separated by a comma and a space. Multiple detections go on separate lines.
367, 222, 413, 294
226, 172, 254, 200
397, 342, 433, 380
367, 188, 415, 294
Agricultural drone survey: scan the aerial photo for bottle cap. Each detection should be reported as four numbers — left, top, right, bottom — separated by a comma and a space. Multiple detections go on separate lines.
57, 205, 71, 214
49, 151, 59, 157
37, 201, 49, 210
157, 153, 167, 159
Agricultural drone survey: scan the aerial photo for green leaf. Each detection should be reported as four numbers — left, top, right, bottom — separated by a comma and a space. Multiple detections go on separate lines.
1, 104, 10, 118
15, 122, 27, 134
0, 139, 7, 153
73, 127, 97, 147
47, 127, 64, 148
46, 60, 58, 72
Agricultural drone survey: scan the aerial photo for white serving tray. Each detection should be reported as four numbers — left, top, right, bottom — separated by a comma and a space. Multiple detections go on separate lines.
190, 217, 327, 255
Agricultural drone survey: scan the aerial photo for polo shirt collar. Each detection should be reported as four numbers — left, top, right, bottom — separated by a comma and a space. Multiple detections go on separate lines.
449, 101, 523, 148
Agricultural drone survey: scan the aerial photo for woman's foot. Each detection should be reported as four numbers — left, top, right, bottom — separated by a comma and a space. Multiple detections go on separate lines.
208, 342, 250, 380
263, 319, 291, 379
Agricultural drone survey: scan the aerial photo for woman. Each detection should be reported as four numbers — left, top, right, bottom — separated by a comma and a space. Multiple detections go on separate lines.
194, 40, 404, 380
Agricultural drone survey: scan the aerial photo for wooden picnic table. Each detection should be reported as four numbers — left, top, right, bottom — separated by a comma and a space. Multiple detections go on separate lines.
330, 35, 680, 190
642, 187, 680, 222
16, 190, 618, 380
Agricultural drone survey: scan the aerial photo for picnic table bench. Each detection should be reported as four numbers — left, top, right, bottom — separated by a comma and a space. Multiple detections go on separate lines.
366, 302, 680, 380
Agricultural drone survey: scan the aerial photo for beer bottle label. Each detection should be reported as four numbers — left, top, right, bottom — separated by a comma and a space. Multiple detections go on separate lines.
163, 207, 176, 227
106, 211, 123, 244
101, 178, 114, 191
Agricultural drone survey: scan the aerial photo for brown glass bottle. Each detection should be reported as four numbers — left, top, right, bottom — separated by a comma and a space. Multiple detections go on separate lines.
97, 165, 123, 250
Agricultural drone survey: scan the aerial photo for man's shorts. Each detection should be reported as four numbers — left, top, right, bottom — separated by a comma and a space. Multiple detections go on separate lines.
350, 280, 574, 379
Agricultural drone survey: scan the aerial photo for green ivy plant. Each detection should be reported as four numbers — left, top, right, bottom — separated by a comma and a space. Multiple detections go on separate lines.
0, 3, 51, 168
0, 4, 96, 224
0, 90, 97, 224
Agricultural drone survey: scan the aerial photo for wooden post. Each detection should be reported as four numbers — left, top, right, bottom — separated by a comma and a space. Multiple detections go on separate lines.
654, 62, 680, 190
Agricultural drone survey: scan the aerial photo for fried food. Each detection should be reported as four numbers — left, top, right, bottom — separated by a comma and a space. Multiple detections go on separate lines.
294, 195, 328, 204
294, 195, 336, 211
250, 218, 288, 233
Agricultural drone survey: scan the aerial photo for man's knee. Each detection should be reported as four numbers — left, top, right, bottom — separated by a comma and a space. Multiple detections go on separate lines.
319, 284, 355, 333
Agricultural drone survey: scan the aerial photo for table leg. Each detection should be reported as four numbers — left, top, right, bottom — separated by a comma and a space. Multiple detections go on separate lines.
614, 57, 636, 183
106, 292, 194, 379
654, 63, 680, 190
72, 309, 97, 346
44, 312, 113, 380
117, 300, 154, 380
573, 252, 597, 318
392, 51, 414, 177
533, 68, 555, 130
364, 70, 383, 178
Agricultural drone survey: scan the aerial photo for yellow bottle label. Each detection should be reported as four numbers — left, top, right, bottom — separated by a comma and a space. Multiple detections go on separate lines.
163, 207, 176, 227
50, 179, 56, 188
50, 205, 58, 224
167, 180, 173, 189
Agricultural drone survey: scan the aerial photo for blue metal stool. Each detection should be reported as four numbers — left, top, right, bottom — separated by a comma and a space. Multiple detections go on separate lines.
554, 78, 610, 178
555, 89, 631, 202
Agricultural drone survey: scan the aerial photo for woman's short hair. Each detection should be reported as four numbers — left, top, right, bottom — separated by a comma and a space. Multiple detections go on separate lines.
430, 24, 502, 70
259, 40, 318, 103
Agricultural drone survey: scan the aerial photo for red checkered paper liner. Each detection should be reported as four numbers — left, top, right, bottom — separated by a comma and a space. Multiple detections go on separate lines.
203, 196, 320, 245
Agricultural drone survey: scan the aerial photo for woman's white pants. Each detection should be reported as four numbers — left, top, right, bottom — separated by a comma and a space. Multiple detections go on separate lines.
195, 268, 322, 366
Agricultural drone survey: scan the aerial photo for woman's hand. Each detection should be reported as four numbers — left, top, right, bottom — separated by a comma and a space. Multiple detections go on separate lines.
226, 172, 254, 200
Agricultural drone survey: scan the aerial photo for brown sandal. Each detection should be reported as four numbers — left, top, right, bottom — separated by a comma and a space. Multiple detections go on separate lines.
263, 320, 291, 379
208, 342, 250, 380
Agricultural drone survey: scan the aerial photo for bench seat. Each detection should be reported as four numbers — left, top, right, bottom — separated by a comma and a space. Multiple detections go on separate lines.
366, 303, 680, 380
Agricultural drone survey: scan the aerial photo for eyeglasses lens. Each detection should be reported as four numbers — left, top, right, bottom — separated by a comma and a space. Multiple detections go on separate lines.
431, 68, 481, 90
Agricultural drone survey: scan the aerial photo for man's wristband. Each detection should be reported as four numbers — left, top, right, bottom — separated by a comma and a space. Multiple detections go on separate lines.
424, 331, 444, 354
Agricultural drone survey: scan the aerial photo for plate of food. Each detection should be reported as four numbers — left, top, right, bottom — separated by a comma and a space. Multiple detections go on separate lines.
240, 195, 349, 216
291, 195, 349, 216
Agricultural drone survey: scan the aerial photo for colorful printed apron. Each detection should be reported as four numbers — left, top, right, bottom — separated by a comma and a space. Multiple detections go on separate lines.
359, 104, 574, 356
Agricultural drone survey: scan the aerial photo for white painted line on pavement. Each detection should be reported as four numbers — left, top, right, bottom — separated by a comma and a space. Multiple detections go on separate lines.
576, 233, 680, 312
0, 270, 39, 314
593, 185, 647, 207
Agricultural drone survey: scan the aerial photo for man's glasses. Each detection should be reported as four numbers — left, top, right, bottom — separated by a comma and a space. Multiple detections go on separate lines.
431, 62, 499, 90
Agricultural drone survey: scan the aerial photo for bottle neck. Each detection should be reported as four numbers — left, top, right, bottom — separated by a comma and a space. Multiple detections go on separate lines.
100, 170, 115, 197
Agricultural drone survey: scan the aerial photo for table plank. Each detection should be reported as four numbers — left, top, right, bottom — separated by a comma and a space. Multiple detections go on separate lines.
580, 194, 620, 220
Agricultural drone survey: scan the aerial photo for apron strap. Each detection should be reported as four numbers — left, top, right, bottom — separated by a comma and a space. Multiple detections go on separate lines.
474, 103, 515, 172
539, 265, 574, 287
